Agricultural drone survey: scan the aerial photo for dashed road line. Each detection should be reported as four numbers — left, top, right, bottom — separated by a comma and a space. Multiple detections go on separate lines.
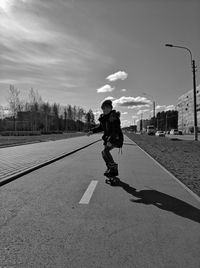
79, 180, 98, 204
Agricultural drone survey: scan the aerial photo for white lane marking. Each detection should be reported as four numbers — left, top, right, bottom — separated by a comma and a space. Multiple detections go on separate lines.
79, 180, 98, 204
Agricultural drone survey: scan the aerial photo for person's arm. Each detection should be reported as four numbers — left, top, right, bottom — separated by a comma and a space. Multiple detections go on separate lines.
87, 123, 103, 136
91, 123, 103, 134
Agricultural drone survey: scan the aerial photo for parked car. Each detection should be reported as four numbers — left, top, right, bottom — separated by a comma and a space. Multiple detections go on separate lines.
155, 131, 166, 137
170, 129, 179, 135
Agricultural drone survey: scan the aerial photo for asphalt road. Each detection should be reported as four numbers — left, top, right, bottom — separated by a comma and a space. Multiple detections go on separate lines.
0, 135, 200, 267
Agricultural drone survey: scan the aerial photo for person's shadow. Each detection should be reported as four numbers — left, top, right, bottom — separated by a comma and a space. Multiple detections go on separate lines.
110, 178, 200, 224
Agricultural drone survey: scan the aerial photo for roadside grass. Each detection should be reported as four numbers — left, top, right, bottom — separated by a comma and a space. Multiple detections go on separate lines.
125, 132, 200, 197
0, 132, 86, 148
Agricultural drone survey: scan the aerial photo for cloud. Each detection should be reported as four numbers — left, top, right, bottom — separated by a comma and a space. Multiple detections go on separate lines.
156, 104, 176, 112
137, 109, 150, 115
0, 0, 27, 13
113, 96, 151, 108
121, 112, 128, 115
121, 120, 132, 128
121, 89, 127, 92
0, 0, 113, 93
165, 105, 176, 111
96, 84, 115, 93
106, 71, 128, 82
102, 96, 115, 101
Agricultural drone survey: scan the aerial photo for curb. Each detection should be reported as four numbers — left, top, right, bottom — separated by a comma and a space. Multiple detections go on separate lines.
125, 135, 200, 203
0, 139, 101, 187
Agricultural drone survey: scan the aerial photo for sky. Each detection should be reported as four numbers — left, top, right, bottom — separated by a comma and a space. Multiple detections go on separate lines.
0, 0, 199, 126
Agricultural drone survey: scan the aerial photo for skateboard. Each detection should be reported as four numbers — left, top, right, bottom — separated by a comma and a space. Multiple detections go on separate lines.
104, 175, 120, 185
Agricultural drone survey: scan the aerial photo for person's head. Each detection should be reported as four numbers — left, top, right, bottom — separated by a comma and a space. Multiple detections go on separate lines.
101, 100, 113, 115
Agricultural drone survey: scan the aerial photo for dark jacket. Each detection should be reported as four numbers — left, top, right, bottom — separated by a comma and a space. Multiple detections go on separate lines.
91, 110, 124, 148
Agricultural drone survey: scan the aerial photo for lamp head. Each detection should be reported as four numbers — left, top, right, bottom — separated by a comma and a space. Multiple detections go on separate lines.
165, 44, 173, 47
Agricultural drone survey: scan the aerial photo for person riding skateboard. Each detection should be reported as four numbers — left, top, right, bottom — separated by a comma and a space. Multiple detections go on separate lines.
87, 99, 123, 177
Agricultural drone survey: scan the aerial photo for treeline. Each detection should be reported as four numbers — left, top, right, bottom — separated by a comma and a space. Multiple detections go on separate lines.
147, 110, 178, 131
156, 110, 178, 131
0, 86, 96, 133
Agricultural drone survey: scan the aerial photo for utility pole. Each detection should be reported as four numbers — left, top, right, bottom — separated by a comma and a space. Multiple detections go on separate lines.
153, 100, 155, 118
141, 113, 143, 132
153, 100, 156, 128
165, 44, 198, 141
142, 93, 156, 128
192, 60, 198, 140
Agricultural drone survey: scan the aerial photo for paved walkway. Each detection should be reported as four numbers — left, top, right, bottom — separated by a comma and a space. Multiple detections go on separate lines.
0, 135, 199, 267
0, 134, 101, 185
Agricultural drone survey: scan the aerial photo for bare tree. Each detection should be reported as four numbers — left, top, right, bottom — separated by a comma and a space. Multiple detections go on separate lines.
52, 103, 60, 130
28, 88, 43, 111
67, 104, 73, 120
7, 85, 23, 130
64, 107, 67, 131
85, 109, 95, 129
41, 102, 51, 132
72, 105, 77, 121
77, 107, 85, 121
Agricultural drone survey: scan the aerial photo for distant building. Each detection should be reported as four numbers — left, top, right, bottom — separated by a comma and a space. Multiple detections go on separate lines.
136, 120, 140, 132
123, 125, 137, 132
177, 85, 200, 133
0, 106, 11, 119
137, 119, 150, 132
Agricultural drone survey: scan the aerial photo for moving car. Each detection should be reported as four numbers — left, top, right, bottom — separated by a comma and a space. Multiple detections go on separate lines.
155, 131, 166, 137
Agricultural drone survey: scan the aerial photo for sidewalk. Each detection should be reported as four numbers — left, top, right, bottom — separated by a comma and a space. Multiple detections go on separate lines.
0, 134, 101, 185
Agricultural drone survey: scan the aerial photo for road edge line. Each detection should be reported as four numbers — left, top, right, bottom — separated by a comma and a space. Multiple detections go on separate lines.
125, 135, 200, 203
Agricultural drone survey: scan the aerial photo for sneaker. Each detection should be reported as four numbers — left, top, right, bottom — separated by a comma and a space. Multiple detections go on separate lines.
106, 167, 118, 177
104, 168, 110, 176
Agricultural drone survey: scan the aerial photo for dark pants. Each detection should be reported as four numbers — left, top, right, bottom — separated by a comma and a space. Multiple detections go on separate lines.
101, 145, 117, 169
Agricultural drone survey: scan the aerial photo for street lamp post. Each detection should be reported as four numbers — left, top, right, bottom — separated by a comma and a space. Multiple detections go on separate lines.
143, 92, 156, 127
165, 44, 198, 141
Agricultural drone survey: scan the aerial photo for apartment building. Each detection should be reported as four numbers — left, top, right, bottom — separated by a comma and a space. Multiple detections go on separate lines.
177, 85, 200, 133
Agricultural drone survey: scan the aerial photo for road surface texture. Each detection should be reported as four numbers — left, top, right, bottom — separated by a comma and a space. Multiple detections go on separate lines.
0, 135, 200, 267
